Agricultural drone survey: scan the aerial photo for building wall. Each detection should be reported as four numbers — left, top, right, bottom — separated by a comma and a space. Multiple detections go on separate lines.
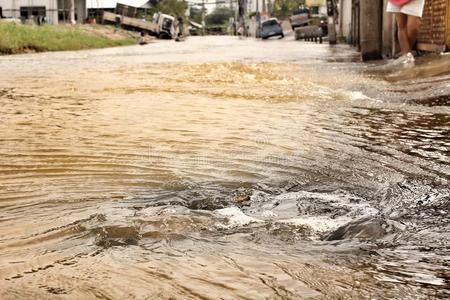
418, 0, 450, 51
447, 3, 450, 48
318, 4, 327, 15
339, 0, 352, 42
360, 0, 382, 60
0, 0, 87, 24
0, 0, 58, 23
58, 0, 86, 23
305, 0, 325, 6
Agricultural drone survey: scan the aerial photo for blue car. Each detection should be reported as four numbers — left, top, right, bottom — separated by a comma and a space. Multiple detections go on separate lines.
261, 18, 284, 39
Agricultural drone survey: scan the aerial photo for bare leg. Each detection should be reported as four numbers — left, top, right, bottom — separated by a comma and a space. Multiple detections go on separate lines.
395, 13, 410, 55
407, 16, 421, 49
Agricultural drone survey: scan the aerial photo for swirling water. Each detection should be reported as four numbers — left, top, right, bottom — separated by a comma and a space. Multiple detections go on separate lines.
0, 37, 449, 299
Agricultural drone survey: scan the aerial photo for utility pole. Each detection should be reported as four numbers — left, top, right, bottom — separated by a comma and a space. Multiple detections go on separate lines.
230, 0, 235, 35
238, 0, 247, 36
201, 0, 206, 35
244, 0, 248, 36
69, 0, 76, 25
326, 0, 336, 44
256, 0, 261, 38
360, 0, 382, 60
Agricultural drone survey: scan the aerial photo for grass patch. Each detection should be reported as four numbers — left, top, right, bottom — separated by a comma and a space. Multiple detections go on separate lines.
0, 23, 137, 55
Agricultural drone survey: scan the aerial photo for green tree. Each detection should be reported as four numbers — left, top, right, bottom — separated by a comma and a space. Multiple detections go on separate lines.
205, 7, 233, 26
189, 6, 204, 24
272, 0, 305, 19
152, 0, 188, 19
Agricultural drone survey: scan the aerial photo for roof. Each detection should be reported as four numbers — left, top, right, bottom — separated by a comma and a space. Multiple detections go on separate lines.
87, 0, 151, 9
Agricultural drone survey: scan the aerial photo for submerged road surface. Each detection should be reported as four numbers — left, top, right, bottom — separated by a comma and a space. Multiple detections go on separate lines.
0, 36, 449, 299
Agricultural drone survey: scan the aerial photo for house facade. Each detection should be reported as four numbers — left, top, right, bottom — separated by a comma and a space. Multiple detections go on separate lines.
0, 0, 59, 23
305, 0, 328, 15
0, 0, 86, 24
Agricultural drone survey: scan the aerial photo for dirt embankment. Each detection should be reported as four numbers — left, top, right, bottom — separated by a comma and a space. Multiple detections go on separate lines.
77, 24, 142, 41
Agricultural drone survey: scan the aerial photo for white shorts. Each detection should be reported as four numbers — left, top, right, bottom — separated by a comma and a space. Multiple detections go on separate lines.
386, 0, 425, 17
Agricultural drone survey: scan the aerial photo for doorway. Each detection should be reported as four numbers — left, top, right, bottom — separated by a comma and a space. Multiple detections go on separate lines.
20, 6, 46, 22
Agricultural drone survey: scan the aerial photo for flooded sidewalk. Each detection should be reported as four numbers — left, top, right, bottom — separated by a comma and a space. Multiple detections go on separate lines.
0, 36, 449, 299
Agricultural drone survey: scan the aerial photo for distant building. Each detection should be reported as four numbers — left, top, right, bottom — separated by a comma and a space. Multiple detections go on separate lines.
0, 0, 58, 23
0, 0, 151, 24
215, 0, 231, 9
0, 0, 86, 24
86, 0, 151, 10
305, 0, 327, 15
246, 0, 327, 17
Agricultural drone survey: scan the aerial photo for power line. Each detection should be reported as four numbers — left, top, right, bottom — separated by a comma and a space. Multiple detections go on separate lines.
188, 0, 238, 5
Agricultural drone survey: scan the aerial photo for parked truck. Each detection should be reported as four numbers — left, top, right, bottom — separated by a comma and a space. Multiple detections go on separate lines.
289, 7, 328, 35
289, 8, 310, 30
103, 11, 175, 39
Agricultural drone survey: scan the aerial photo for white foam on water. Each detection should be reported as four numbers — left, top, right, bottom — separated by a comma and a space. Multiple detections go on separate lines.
215, 207, 263, 228
348, 90, 384, 103
246, 190, 381, 236
261, 210, 278, 218
278, 216, 353, 233
413, 273, 446, 286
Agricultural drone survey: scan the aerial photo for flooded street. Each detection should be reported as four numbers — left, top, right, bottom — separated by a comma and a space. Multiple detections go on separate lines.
0, 36, 449, 299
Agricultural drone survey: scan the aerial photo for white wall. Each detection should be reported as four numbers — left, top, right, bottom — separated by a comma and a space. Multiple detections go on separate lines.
305, 0, 325, 6
0, 0, 58, 23
339, 0, 352, 41
318, 5, 327, 15
58, 0, 86, 23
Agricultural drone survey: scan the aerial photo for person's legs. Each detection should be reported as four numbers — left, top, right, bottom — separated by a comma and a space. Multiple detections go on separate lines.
395, 13, 410, 55
407, 16, 421, 49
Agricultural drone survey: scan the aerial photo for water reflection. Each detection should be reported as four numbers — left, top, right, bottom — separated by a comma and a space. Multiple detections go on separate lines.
350, 108, 450, 166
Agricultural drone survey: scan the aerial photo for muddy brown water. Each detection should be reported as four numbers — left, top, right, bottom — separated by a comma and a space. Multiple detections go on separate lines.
0, 37, 449, 299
